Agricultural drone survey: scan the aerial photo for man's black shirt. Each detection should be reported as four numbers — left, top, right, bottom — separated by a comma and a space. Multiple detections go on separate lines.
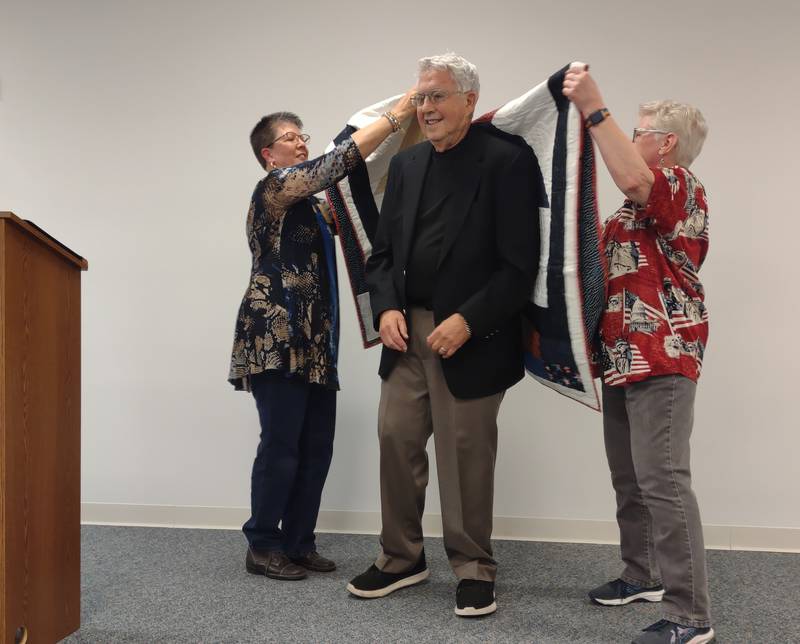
405, 134, 470, 306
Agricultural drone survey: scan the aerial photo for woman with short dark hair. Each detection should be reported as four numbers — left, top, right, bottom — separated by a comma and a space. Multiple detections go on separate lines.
229, 92, 415, 581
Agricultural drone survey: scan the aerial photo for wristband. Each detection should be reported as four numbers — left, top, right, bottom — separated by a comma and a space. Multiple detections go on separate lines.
584, 107, 610, 129
382, 111, 401, 133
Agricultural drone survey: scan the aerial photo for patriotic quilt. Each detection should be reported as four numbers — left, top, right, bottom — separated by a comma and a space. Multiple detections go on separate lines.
325, 64, 605, 410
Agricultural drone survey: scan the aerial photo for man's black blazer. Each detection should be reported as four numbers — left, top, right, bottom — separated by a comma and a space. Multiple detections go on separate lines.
365, 124, 542, 399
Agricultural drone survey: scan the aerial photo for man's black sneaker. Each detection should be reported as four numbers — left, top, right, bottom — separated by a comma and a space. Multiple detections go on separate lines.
454, 579, 496, 617
589, 578, 665, 606
346, 552, 429, 598
632, 619, 715, 644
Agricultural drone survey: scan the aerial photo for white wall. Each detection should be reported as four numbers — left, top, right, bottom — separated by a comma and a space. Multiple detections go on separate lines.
1, 0, 798, 533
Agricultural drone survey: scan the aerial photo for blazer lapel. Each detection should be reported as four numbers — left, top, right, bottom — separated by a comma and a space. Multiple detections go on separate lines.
400, 144, 432, 266
436, 138, 483, 270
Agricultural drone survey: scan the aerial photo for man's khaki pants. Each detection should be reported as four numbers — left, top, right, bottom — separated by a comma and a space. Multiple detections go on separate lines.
375, 308, 504, 581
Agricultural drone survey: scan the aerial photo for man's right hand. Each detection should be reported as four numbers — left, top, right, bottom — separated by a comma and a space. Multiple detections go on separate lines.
378, 309, 408, 352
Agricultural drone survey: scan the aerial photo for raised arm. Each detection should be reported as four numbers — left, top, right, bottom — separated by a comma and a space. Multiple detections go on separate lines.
350, 88, 415, 158
562, 66, 655, 205
264, 138, 364, 208
266, 90, 417, 209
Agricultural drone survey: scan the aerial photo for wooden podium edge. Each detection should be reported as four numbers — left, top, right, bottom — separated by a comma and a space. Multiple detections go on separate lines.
0, 212, 88, 271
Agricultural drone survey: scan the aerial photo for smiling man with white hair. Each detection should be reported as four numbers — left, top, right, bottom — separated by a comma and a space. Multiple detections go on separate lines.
346, 53, 542, 617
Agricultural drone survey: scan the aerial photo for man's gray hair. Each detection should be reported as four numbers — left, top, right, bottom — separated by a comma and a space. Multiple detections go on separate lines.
639, 100, 708, 168
417, 53, 480, 94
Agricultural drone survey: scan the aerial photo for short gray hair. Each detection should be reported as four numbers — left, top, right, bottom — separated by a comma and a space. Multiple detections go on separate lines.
417, 52, 480, 94
639, 100, 708, 168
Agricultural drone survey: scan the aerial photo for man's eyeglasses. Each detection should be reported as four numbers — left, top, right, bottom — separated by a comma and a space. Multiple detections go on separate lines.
410, 90, 464, 107
266, 132, 311, 147
632, 128, 670, 141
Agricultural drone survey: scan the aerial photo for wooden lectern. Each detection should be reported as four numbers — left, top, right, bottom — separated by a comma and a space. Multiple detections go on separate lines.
1, 212, 87, 643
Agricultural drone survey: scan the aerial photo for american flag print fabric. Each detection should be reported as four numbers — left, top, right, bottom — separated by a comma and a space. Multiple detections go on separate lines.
600, 165, 710, 386
602, 338, 652, 386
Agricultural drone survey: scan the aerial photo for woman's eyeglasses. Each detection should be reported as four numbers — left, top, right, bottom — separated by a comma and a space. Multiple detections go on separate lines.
632, 128, 670, 141
267, 132, 311, 147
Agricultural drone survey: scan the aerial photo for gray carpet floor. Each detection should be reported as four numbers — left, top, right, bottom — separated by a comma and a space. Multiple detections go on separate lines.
62, 526, 799, 643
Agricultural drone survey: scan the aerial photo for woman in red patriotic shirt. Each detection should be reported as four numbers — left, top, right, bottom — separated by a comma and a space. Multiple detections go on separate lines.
564, 67, 714, 644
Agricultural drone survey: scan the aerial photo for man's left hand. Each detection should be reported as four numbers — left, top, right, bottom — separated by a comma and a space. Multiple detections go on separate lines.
427, 313, 470, 359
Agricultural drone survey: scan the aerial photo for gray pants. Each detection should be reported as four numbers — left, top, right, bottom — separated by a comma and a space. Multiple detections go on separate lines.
603, 375, 711, 627
375, 308, 504, 581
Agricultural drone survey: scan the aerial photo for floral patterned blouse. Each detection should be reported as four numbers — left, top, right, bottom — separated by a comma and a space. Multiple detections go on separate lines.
228, 138, 362, 391
599, 166, 709, 386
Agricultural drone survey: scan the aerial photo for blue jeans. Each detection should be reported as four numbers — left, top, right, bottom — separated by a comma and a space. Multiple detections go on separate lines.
243, 372, 336, 556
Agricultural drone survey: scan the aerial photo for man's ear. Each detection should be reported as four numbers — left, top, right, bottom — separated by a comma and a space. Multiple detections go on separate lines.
465, 91, 478, 109
261, 147, 272, 168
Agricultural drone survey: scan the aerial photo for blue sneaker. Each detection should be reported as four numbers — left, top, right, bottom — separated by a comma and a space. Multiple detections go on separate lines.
589, 578, 665, 606
632, 619, 715, 644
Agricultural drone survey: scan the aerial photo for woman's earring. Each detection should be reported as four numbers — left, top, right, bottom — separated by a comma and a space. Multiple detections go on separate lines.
658, 155, 664, 168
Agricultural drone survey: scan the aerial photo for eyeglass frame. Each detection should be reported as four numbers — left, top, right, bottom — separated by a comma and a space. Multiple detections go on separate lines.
632, 127, 671, 142
410, 89, 466, 107
265, 131, 311, 148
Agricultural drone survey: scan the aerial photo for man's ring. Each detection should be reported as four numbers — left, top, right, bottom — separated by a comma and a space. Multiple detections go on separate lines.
439, 347, 447, 355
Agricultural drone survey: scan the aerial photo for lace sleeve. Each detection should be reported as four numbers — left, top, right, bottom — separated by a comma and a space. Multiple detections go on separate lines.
263, 137, 362, 209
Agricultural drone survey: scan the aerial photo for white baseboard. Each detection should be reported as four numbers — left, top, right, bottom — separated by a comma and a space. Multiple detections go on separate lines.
80, 503, 800, 553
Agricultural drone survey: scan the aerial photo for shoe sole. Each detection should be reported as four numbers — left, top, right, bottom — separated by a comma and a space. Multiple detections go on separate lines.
346, 569, 430, 598
592, 589, 664, 606
686, 629, 715, 644
246, 562, 307, 581
455, 600, 497, 617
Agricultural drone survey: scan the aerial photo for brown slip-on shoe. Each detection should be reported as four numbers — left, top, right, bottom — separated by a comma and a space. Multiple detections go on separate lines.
246, 548, 307, 580
290, 550, 336, 572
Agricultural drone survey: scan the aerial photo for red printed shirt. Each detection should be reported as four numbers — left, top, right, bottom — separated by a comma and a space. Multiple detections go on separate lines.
600, 166, 709, 386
